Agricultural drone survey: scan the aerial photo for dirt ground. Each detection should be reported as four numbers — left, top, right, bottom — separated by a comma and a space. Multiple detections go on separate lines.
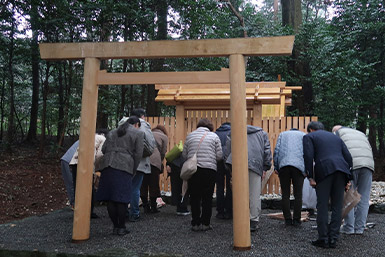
1, 145, 384, 225
0, 146, 68, 224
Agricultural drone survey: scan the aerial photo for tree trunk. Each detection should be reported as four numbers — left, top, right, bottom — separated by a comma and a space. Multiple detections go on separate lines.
0, 66, 5, 141
96, 11, 111, 129
379, 98, 384, 157
368, 105, 378, 157
356, 103, 367, 133
224, 0, 247, 37
119, 16, 131, 119
274, 0, 279, 21
6, 14, 15, 153
281, 0, 312, 115
281, 0, 302, 32
140, 60, 145, 108
39, 63, 50, 157
147, 0, 168, 117
57, 62, 64, 143
26, 0, 40, 143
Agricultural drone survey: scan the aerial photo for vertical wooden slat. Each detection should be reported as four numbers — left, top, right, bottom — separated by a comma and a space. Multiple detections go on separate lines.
216, 110, 222, 130
281, 116, 286, 132
175, 105, 185, 143
304, 116, 310, 132
286, 117, 292, 130
299, 117, 304, 132
192, 111, 197, 132
280, 95, 285, 117
293, 116, 298, 129
253, 104, 262, 127
262, 117, 268, 132
246, 110, 252, 125
267, 118, 274, 194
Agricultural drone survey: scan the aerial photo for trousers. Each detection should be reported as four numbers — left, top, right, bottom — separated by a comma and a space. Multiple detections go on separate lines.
343, 167, 372, 234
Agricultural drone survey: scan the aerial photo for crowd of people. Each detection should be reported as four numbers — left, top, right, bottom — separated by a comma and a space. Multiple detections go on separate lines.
60, 113, 374, 249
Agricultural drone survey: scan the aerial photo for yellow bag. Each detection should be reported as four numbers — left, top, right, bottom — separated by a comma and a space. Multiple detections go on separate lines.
165, 140, 183, 163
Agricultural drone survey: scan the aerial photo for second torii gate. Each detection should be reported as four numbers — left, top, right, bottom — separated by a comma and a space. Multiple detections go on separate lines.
39, 35, 295, 250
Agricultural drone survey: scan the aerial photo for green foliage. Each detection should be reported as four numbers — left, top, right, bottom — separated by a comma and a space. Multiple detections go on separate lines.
304, 0, 385, 133
1, 0, 384, 158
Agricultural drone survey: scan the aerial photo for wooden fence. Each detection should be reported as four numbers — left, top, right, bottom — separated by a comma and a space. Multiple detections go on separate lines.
146, 114, 317, 195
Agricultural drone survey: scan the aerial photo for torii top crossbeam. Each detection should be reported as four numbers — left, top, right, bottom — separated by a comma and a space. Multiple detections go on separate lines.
40, 36, 294, 60
39, 35, 295, 250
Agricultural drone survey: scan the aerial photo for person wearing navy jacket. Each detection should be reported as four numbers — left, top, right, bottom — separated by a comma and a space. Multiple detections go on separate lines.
215, 122, 232, 220
303, 121, 352, 249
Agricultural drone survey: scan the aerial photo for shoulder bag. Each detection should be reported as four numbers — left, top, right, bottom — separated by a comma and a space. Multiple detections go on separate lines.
180, 132, 208, 180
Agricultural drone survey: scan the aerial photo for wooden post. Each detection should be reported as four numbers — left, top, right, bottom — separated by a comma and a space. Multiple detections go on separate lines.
280, 95, 286, 117
72, 58, 100, 242
253, 103, 262, 127
230, 54, 251, 250
175, 104, 185, 143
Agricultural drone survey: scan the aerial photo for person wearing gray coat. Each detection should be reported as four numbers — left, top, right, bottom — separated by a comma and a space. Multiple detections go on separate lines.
333, 125, 374, 235
96, 117, 144, 236
127, 108, 156, 222
226, 125, 272, 232
273, 128, 306, 226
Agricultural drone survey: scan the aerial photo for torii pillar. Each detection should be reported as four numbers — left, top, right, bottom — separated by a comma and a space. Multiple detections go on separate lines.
229, 54, 250, 249
39, 36, 294, 249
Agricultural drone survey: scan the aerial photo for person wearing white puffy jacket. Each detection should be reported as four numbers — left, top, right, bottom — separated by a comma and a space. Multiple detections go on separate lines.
182, 118, 222, 232
333, 125, 374, 235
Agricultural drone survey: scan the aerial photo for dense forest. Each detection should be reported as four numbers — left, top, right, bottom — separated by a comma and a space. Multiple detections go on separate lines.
0, 0, 384, 172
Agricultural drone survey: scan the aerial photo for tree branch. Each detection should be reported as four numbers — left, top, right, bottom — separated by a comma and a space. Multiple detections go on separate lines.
223, 0, 247, 37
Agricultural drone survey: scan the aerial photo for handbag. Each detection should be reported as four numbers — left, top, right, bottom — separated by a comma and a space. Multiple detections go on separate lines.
180, 132, 208, 180
342, 186, 361, 219
165, 140, 183, 163
142, 129, 155, 157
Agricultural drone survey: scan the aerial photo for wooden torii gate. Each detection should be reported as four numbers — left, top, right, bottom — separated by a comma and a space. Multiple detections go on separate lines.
39, 36, 294, 250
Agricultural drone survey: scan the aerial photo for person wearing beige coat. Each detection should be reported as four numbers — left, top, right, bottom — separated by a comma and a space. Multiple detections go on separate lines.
69, 131, 107, 218
141, 125, 169, 213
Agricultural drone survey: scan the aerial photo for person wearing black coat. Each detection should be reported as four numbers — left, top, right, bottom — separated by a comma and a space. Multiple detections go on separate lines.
303, 121, 352, 249
166, 155, 190, 215
214, 122, 232, 219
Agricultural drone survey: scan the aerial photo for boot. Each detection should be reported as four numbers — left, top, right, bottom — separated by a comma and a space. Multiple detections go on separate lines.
141, 197, 151, 213
150, 197, 160, 213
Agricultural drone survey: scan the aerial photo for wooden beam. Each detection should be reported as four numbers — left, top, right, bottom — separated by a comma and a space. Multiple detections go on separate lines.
97, 69, 230, 85
155, 81, 286, 90
284, 86, 302, 91
72, 58, 100, 242
230, 54, 251, 250
39, 36, 295, 60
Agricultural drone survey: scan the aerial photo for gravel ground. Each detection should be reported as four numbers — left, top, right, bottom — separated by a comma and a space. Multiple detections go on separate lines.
0, 204, 384, 257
